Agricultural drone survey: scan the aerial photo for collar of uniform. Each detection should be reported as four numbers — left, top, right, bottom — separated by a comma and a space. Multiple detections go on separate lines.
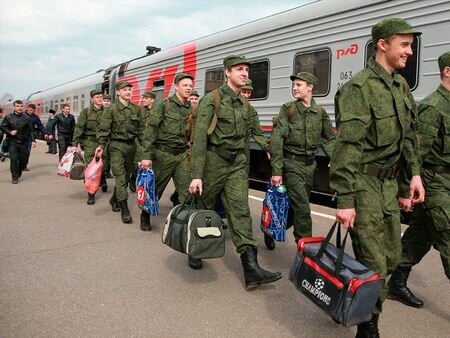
170, 94, 190, 108
367, 57, 396, 88
91, 104, 103, 112
115, 98, 131, 111
221, 84, 245, 104
437, 84, 450, 103
295, 99, 318, 114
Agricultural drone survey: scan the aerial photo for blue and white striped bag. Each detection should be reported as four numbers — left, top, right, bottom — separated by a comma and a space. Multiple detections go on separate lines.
260, 184, 290, 241
136, 168, 159, 215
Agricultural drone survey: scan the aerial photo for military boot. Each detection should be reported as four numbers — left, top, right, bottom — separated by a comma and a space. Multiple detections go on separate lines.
118, 200, 132, 224
240, 247, 282, 290
87, 193, 96, 205
170, 191, 180, 207
387, 264, 424, 308
129, 173, 136, 192
109, 193, 120, 212
264, 233, 275, 250
100, 175, 108, 192
140, 210, 151, 231
355, 314, 380, 338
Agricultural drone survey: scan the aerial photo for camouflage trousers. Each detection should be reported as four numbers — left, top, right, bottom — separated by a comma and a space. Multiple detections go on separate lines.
110, 140, 136, 202
283, 158, 316, 241
350, 173, 401, 314
400, 198, 450, 280
152, 149, 191, 203
201, 150, 257, 254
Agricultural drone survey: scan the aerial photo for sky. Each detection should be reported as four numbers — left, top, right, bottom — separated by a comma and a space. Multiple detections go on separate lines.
0, 0, 306, 103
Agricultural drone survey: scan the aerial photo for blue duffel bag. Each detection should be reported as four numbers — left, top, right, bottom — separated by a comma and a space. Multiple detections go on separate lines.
289, 223, 385, 327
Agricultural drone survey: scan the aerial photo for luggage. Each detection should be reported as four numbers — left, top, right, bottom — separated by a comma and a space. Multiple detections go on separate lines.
289, 223, 385, 327
136, 168, 159, 215
260, 184, 290, 241
57, 146, 78, 177
69, 152, 86, 180
84, 154, 103, 194
162, 194, 225, 259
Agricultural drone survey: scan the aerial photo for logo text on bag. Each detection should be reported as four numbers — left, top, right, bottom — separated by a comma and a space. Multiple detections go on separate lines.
302, 279, 331, 305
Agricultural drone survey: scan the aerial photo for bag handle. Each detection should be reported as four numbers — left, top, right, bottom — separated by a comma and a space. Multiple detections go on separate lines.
316, 222, 349, 274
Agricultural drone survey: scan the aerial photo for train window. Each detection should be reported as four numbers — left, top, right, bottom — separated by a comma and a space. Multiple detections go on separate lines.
248, 60, 269, 100
54, 103, 59, 112
50, 100, 53, 109
205, 69, 224, 94
80, 94, 85, 110
73, 96, 79, 112
152, 80, 165, 102
294, 49, 331, 96
365, 36, 420, 90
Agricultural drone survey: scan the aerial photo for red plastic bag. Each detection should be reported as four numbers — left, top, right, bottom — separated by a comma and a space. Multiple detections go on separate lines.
84, 154, 103, 194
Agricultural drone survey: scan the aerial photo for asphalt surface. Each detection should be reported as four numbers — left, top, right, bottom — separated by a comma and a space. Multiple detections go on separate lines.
0, 144, 449, 338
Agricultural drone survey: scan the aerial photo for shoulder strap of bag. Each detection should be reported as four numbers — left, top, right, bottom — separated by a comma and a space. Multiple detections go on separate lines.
288, 101, 297, 121
206, 89, 221, 135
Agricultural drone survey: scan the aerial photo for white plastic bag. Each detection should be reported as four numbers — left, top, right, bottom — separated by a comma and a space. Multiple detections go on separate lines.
57, 146, 78, 177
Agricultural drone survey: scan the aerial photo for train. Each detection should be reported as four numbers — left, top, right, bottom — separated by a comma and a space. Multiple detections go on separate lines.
2, 0, 449, 202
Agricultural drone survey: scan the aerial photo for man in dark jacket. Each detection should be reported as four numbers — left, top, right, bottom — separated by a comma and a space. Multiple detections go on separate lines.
48, 103, 76, 160
0, 100, 35, 183
23, 103, 46, 170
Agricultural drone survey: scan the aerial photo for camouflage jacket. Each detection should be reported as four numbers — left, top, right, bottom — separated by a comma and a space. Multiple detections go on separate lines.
140, 105, 153, 127
72, 104, 104, 145
191, 84, 269, 179
271, 99, 335, 176
330, 57, 420, 209
97, 98, 144, 148
143, 94, 191, 160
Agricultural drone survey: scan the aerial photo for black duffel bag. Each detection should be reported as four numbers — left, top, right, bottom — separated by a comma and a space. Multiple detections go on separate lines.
289, 222, 385, 327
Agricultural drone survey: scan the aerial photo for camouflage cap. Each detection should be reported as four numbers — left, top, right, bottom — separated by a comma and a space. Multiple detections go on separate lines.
174, 73, 194, 84
142, 91, 156, 99
438, 51, 450, 72
90, 89, 102, 98
103, 94, 111, 100
372, 18, 421, 45
189, 90, 199, 97
115, 81, 133, 90
223, 54, 250, 69
290, 72, 318, 85
241, 79, 253, 91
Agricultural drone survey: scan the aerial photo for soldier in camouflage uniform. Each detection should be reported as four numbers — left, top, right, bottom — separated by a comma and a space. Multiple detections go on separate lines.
102, 94, 113, 179
130, 91, 156, 193
270, 72, 335, 249
329, 19, 425, 337
96, 81, 145, 224
72, 89, 106, 205
140, 74, 194, 232
188, 55, 282, 288
388, 51, 450, 308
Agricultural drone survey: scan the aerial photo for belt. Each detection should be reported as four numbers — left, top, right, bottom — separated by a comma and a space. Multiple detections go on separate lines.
422, 162, 450, 174
207, 144, 242, 162
283, 151, 315, 165
155, 144, 187, 156
111, 138, 135, 144
360, 163, 397, 180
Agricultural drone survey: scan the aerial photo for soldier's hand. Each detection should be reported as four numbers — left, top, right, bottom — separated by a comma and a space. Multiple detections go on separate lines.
266, 152, 271, 160
140, 160, 152, 170
95, 147, 103, 158
11, 130, 17, 136
271, 175, 282, 186
336, 208, 356, 228
409, 175, 425, 205
32, 142, 36, 148
48, 135, 53, 140
398, 197, 412, 212
189, 179, 203, 195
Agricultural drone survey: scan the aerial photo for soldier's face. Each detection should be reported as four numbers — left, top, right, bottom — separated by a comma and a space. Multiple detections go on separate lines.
382, 34, 414, 70
142, 97, 154, 107
175, 78, 194, 100
92, 94, 103, 106
226, 64, 249, 88
118, 87, 132, 100
292, 80, 312, 100
103, 99, 111, 108
241, 89, 252, 99
188, 95, 199, 107
14, 103, 23, 113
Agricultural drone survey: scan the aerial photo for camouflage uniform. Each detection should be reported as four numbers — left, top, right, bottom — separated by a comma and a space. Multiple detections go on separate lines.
271, 93, 335, 240
191, 83, 269, 253
400, 83, 450, 279
330, 57, 421, 314
97, 93, 145, 204
143, 93, 192, 203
